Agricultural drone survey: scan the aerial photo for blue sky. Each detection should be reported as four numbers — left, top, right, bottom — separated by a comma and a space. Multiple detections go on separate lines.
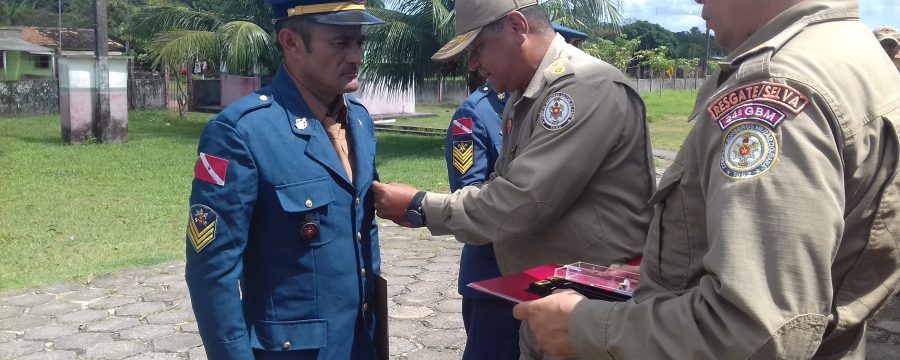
622, 0, 899, 32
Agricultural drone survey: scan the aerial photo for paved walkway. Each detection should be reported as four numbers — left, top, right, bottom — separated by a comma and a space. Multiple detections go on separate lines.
1, 226, 899, 359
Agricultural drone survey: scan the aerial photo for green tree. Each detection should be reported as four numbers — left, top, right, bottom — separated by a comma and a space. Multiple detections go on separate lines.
541, 0, 622, 39
127, 0, 277, 77
581, 34, 640, 72
623, 20, 678, 51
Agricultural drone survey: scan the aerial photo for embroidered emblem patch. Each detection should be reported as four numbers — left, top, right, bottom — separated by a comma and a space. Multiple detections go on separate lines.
452, 117, 473, 136
541, 92, 575, 131
188, 204, 218, 252
716, 103, 787, 130
720, 122, 778, 179
708, 82, 809, 122
295, 117, 308, 130
194, 152, 228, 186
452, 141, 474, 174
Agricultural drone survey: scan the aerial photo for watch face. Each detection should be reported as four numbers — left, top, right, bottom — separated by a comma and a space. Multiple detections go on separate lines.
404, 210, 423, 227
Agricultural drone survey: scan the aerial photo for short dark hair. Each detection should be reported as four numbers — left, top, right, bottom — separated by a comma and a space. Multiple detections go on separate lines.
486, 5, 551, 34
276, 16, 314, 52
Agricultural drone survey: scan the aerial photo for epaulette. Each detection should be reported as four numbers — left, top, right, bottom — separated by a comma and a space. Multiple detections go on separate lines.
544, 56, 575, 84
217, 91, 275, 125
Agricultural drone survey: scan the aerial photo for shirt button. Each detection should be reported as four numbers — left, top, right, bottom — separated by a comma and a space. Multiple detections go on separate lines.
361, 268, 367, 277
356, 232, 362, 241
305, 199, 313, 208
355, 197, 361, 205
259, 95, 268, 101
362, 303, 368, 312
282, 341, 291, 350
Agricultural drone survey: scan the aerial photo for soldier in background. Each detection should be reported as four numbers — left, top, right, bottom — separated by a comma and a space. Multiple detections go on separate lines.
874, 25, 900, 72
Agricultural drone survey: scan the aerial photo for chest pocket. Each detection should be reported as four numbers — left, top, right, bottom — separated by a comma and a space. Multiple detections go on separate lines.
645, 161, 692, 289
275, 177, 335, 246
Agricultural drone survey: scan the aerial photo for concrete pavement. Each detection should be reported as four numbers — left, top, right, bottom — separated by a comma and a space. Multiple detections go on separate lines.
1, 225, 899, 359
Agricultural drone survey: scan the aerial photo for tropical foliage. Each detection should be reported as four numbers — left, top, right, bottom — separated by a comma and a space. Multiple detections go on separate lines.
127, 0, 277, 77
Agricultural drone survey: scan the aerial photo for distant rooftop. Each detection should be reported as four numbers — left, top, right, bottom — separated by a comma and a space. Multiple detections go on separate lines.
0, 26, 125, 52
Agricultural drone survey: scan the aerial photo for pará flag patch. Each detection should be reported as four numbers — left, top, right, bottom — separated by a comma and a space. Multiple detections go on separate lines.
452, 141, 474, 174
188, 204, 218, 252
195, 152, 228, 186
452, 118, 474, 136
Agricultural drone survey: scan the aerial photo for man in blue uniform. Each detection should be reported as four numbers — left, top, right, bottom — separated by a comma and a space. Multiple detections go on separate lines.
447, 26, 590, 360
184, 1, 385, 359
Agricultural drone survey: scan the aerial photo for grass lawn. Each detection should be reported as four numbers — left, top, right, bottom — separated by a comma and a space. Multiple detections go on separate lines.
0, 90, 695, 291
0, 111, 451, 291
392, 90, 698, 152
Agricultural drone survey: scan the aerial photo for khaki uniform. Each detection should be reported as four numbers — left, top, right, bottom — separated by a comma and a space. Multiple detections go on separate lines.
423, 34, 656, 275
567, 1, 900, 359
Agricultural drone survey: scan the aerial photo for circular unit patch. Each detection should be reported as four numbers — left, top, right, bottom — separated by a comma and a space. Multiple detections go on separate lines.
720, 122, 778, 179
540, 92, 575, 131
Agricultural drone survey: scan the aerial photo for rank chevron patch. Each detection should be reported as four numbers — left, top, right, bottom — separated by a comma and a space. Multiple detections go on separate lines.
452, 141, 474, 174
188, 204, 218, 252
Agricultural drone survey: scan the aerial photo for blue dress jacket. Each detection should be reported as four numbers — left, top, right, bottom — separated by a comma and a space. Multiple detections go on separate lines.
445, 83, 508, 298
185, 65, 381, 360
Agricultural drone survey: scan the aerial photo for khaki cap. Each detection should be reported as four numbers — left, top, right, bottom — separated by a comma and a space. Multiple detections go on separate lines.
431, 0, 538, 62
874, 26, 899, 46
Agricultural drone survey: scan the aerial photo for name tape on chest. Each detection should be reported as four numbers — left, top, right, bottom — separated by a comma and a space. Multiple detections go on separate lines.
452, 140, 474, 174
708, 82, 808, 130
541, 92, 575, 131
188, 204, 218, 252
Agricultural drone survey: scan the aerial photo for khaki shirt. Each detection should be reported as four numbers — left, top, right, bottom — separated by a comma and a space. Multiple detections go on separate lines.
570, 1, 900, 359
423, 35, 656, 275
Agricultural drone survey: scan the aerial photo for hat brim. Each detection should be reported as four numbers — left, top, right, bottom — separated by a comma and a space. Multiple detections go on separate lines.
304, 10, 384, 25
431, 28, 481, 62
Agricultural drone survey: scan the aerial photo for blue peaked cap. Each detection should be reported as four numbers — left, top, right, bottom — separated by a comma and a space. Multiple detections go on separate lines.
266, 0, 384, 25
551, 23, 588, 43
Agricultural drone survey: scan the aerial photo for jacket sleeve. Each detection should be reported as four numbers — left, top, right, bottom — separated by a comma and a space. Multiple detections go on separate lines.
569, 85, 847, 359
445, 105, 496, 192
184, 120, 258, 359
425, 78, 639, 245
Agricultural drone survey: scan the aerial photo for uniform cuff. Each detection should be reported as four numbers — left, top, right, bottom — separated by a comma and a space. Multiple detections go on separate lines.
569, 299, 618, 360
201, 332, 253, 360
422, 192, 451, 235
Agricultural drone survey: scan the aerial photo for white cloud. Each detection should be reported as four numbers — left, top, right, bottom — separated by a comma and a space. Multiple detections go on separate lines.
621, 0, 899, 32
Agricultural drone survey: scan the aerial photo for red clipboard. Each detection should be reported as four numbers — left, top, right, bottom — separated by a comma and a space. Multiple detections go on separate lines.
466, 264, 560, 303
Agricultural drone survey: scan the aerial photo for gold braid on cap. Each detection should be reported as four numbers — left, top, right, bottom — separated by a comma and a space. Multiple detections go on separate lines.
286, 2, 365, 17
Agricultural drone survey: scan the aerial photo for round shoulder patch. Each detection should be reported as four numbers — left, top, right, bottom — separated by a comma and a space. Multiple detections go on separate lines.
540, 92, 575, 131
720, 122, 778, 179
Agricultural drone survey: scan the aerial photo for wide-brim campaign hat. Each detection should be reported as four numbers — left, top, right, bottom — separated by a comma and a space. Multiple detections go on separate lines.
268, 0, 384, 25
432, 0, 538, 62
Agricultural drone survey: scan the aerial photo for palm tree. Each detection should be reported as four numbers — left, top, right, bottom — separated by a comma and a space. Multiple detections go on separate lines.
363, 0, 623, 95
128, 0, 278, 77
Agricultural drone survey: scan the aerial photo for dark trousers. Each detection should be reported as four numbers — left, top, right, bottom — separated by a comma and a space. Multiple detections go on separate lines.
462, 296, 521, 360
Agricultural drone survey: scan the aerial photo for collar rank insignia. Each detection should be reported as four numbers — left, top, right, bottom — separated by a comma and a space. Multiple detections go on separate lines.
188, 204, 218, 252
720, 122, 778, 179
708, 82, 809, 130
550, 60, 566, 75
497, 92, 506, 101
541, 92, 575, 131
295, 117, 308, 130
452, 140, 474, 174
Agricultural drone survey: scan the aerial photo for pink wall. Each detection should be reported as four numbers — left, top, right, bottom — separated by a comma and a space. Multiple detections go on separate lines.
220, 75, 261, 107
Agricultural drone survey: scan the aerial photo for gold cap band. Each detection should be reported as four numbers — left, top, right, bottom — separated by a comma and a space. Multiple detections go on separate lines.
286, 2, 366, 17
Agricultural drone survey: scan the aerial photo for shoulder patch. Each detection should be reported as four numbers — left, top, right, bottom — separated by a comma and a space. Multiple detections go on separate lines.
716, 103, 787, 130
540, 92, 575, 131
194, 152, 228, 186
452, 117, 474, 136
707, 82, 809, 127
452, 141, 474, 174
720, 122, 778, 179
188, 204, 218, 252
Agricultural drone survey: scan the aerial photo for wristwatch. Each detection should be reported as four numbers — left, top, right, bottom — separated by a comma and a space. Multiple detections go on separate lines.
404, 191, 427, 227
